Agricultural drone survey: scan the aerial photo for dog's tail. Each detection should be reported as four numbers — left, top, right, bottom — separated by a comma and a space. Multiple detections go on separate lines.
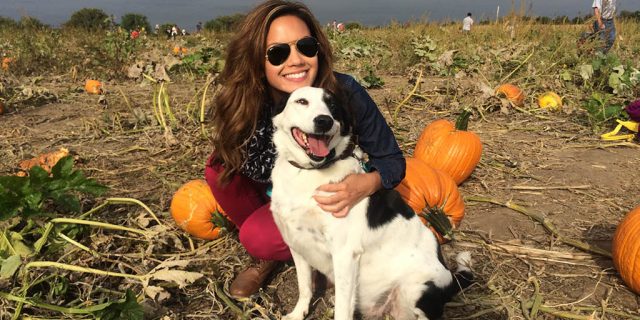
451, 251, 473, 292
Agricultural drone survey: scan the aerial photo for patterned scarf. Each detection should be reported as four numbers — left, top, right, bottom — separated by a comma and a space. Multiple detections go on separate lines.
239, 103, 277, 183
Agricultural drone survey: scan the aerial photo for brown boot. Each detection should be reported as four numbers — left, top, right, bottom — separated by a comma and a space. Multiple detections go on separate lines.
229, 260, 279, 298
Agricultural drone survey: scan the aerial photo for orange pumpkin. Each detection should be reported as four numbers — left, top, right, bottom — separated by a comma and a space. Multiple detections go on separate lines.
170, 179, 232, 240
413, 109, 483, 185
496, 83, 525, 107
2, 57, 12, 71
395, 157, 465, 243
85, 79, 102, 94
612, 205, 640, 294
172, 46, 181, 55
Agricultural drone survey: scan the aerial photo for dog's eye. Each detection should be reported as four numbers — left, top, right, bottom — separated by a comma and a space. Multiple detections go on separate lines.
295, 98, 309, 106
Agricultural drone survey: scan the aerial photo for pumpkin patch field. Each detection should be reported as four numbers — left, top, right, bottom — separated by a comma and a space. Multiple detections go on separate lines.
1, 18, 640, 319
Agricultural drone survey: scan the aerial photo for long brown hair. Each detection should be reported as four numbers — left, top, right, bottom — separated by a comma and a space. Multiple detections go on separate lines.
211, 0, 341, 185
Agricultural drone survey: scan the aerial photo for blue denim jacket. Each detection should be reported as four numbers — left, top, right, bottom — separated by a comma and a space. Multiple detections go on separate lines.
336, 72, 406, 189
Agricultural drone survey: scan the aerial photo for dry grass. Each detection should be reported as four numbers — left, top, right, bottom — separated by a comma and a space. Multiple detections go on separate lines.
1, 19, 639, 319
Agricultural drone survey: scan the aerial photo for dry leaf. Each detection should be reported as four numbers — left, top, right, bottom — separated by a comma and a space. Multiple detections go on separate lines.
144, 285, 171, 302
18, 147, 70, 175
148, 269, 203, 288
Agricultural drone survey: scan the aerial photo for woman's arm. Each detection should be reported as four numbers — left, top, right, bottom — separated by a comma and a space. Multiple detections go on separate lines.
314, 171, 381, 217
314, 73, 405, 217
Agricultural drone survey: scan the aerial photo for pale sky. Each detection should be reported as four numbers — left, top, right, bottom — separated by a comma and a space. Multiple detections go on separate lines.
1, 0, 637, 30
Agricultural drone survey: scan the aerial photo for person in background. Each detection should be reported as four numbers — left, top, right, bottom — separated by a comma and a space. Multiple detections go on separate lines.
462, 12, 473, 33
171, 25, 178, 39
205, 0, 405, 299
196, 21, 203, 33
592, 0, 616, 53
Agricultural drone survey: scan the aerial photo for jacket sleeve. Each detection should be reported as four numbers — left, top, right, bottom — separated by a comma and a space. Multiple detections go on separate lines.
337, 73, 406, 189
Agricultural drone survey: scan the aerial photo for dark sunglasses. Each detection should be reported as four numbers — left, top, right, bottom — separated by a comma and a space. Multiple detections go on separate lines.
265, 36, 319, 66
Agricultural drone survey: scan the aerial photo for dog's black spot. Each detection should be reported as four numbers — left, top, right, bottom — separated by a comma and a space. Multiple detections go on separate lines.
322, 90, 352, 136
416, 271, 474, 319
366, 189, 414, 229
415, 281, 449, 320
272, 94, 289, 116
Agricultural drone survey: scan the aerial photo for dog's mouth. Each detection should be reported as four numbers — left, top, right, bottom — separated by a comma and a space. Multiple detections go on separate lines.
291, 127, 333, 161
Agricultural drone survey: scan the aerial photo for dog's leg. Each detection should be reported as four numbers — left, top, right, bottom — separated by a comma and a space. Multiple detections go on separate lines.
283, 250, 314, 320
332, 248, 361, 320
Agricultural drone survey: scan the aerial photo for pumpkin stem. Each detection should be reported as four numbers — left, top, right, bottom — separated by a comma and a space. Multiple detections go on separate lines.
455, 109, 472, 131
419, 205, 454, 241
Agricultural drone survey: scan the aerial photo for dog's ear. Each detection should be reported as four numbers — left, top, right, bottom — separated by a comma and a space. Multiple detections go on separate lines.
323, 90, 353, 136
273, 93, 291, 116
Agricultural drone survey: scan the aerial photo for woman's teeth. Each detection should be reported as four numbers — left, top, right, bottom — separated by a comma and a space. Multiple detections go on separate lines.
285, 71, 306, 79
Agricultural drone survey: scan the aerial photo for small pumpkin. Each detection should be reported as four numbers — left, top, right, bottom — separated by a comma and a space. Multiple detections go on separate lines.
1, 57, 12, 71
170, 179, 232, 240
538, 92, 562, 110
395, 157, 465, 243
172, 46, 181, 55
612, 205, 640, 294
496, 83, 525, 107
413, 109, 483, 185
85, 79, 103, 94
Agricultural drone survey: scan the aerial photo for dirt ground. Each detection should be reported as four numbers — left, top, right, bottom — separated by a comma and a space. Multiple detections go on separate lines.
1, 73, 639, 319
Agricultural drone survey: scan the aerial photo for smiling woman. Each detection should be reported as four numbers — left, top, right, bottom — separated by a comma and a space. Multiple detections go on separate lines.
204, 0, 405, 299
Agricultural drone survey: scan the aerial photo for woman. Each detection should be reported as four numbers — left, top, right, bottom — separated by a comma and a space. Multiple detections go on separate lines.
205, 0, 405, 298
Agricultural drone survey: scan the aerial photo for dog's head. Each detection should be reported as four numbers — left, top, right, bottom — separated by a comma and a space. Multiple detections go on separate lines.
272, 87, 353, 168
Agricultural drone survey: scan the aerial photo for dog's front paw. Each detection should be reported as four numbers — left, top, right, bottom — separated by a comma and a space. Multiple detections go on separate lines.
282, 303, 309, 320
282, 310, 307, 320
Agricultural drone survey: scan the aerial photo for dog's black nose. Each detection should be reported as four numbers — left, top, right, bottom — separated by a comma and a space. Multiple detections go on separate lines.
313, 115, 334, 133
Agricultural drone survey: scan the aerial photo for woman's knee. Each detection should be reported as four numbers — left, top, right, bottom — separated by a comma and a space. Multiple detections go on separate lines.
238, 215, 291, 261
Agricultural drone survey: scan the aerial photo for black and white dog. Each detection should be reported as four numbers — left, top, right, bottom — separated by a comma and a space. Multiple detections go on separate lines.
270, 87, 472, 320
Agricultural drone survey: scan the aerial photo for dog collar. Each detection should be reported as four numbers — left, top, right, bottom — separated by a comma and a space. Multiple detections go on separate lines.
288, 139, 357, 170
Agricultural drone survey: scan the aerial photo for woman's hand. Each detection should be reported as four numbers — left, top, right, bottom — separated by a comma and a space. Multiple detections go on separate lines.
313, 171, 382, 218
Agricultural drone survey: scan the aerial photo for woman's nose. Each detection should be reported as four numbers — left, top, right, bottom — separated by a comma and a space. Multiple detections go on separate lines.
286, 44, 304, 65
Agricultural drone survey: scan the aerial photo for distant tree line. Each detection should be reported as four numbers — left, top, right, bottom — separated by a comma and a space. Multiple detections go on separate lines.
1, 8, 639, 32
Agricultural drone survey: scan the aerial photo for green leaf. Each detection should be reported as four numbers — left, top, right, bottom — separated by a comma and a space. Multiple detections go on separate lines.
49, 191, 81, 213
591, 58, 602, 71
9, 232, 33, 257
95, 289, 144, 320
51, 156, 74, 179
74, 179, 109, 196
579, 64, 594, 81
0, 185, 25, 220
29, 166, 50, 184
0, 156, 107, 220
608, 72, 623, 94
0, 255, 22, 279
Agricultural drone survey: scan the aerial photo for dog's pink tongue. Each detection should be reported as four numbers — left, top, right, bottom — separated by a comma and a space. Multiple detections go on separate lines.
307, 135, 330, 157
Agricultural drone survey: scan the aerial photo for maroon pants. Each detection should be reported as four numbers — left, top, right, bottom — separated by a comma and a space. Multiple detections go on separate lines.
204, 158, 291, 261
